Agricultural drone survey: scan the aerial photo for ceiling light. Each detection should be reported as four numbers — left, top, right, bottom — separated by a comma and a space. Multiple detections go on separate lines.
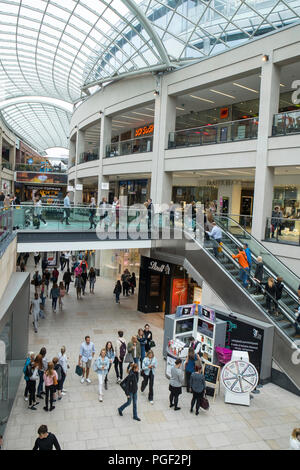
189, 95, 215, 104
280, 83, 285, 87
111, 124, 124, 128
121, 116, 141, 121
112, 120, 130, 124
132, 111, 154, 117
233, 83, 259, 93
262, 55, 269, 62
145, 108, 154, 111
176, 107, 185, 111
153, 90, 159, 96
209, 89, 235, 99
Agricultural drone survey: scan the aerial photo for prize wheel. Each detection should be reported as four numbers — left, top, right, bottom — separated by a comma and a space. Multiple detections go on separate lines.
221, 360, 258, 394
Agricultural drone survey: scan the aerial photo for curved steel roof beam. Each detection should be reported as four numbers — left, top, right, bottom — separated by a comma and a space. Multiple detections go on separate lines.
122, 0, 171, 68
0, 96, 73, 114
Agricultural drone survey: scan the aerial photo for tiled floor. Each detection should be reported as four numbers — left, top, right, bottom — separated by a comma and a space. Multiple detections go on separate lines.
2, 262, 300, 450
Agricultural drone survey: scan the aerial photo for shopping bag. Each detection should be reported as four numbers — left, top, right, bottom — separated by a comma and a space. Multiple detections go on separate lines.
119, 376, 129, 393
75, 365, 83, 376
200, 395, 209, 410
124, 352, 133, 363
217, 242, 223, 253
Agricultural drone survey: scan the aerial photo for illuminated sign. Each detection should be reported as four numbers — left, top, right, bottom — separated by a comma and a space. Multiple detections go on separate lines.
16, 171, 67, 185
220, 107, 229, 119
135, 124, 154, 137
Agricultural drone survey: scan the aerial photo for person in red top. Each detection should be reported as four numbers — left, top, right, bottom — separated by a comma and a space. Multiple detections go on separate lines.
232, 247, 249, 288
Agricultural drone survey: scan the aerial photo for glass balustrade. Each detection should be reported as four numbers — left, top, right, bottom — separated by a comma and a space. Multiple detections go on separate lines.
0, 208, 13, 247
79, 152, 99, 164
106, 135, 153, 158
168, 118, 258, 149
264, 217, 300, 246
1, 161, 12, 170
272, 110, 300, 136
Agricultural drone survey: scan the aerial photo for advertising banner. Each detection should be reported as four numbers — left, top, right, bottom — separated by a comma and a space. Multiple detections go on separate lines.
16, 171, 67, 185
175, 303, 196, 318
172, 279, 188, 314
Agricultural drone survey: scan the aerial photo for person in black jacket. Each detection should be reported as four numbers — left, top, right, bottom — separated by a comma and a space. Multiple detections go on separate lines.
33, 425, 61, 450
253, 256, 264, 294
63, 269, 72, 293
118, 363, 141, 421
263, 277, 276, 313
144, 324, 153, 353
130, 272, 136, 295
274, 276, 284, 316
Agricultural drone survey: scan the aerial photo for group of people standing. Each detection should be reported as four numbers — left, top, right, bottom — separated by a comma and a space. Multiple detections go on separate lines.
77, 325, 154, 420
113, 269, 136, 303
23, 346, 69, 412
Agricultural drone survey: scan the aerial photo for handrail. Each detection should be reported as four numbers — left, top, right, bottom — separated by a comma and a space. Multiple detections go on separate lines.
213, 215, 300, 308
190, 222, 297, 339
108, 135, 153, 145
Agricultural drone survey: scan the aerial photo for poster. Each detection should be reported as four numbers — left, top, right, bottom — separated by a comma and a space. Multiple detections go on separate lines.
171, 279, 188, 314
193, 287, 202, 304
16, 171, 67, 185
215, 312, 264, 375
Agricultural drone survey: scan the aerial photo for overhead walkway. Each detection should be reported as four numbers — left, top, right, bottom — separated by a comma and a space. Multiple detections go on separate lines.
152, 216, 300, 392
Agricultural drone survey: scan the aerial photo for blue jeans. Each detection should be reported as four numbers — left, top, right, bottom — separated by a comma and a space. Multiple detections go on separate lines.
239, 268, 249, 287
119, 392, 138, 418
115, 292, 120, 303
37, 369, 44, 395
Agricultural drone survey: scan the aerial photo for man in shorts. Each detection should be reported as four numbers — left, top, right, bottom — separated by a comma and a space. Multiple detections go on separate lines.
78, 336, 95, 384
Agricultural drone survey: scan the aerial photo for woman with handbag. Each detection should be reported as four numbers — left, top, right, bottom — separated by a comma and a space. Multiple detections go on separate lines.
141, 350, 157, 404
169, 358, 184, 411
43, 362, 58, 412
93, 348, 109, 402
118, 363, 141, 421
190, 364, 207, 415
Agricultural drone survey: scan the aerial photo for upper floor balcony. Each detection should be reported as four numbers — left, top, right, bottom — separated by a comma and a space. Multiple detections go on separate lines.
79, 152, 99, 164
106, 135, 153, 158
272, 109, 300, 136
15, 163, 67, 173
168, 118, 258, 149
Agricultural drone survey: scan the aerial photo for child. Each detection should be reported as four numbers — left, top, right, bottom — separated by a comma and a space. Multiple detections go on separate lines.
113, 280, 121, 304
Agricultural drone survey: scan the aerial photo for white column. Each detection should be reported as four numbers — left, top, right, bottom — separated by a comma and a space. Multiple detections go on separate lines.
151, 87, 176, 207
74, 130, 85, 204
97, 115, 112, 203
252, 58, 280, 240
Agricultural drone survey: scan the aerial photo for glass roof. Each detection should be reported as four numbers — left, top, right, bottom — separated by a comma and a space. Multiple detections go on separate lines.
0, 0, 299, 151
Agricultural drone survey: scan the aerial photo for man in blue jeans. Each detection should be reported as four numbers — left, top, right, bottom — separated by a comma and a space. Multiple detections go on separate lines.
118, 363, 141, 421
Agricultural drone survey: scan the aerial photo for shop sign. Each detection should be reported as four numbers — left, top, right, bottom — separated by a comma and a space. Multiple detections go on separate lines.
75, 184, 83, 190
134, 123, 154, 137
67, 185, 74, 191
101, 182, 109, 190
148, 260, 170, 275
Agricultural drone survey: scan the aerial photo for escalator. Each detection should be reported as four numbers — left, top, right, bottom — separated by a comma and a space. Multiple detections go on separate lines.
153, 215, 300, 391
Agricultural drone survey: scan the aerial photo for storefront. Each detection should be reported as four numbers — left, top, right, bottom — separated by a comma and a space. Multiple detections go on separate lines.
100, 249, 141, 280
172, 185, 218, 206
15, 183, 65, 203
138, 256, 201, 314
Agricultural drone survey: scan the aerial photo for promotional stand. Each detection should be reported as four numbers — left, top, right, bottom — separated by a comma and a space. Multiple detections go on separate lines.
203, 363, 221, 401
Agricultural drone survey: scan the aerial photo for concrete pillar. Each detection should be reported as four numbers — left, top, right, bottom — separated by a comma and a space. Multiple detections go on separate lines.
98, 115, 112, 203
74, 130, 85, 204
252, 58, 280, 240
69, 138, 76, 168
151, 87, 176, 207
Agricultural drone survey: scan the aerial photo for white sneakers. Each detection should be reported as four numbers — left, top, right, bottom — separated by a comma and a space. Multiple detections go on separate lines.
150, 400, 154, 405
99, 395, 103, 402
86, 378, 91, 384
24, 397, 28, 401
117, 377, 121, 383
80, 377, 85, 384
81, 377, 91, 384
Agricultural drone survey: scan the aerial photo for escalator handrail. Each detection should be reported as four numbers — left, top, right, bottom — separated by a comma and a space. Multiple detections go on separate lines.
213, 215, 300, 305
189, 223, 297, 329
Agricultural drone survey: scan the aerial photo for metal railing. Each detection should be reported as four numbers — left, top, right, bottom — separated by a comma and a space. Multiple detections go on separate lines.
15, 163, 67, 173
265, 217, 300, 246
272, 109, 300, 136
79, 152, 99, 164
106, 135, 153, 158
168, 117, 259, 149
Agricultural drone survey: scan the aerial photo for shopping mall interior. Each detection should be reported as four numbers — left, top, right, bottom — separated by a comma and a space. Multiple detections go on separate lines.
0, 0, 300, 453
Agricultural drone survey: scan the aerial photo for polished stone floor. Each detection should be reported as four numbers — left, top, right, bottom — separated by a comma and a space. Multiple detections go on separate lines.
2, 262, 300, 450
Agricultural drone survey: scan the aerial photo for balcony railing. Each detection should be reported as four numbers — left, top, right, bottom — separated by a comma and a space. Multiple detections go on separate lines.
168, 118, 258, 149
1, 161, 12, 170
106, 135, 153, 158
265, 217, 300, 246
15, 163, 67, 173
272, 109, 300, 136
79, 152, 99, 164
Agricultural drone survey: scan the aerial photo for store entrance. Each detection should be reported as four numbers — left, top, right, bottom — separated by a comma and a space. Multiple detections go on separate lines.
240, 189, 254, 228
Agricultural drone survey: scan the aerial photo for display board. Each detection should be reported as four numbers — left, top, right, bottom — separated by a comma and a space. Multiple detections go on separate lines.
175, 303, 196, 318
203, 362, 220, 401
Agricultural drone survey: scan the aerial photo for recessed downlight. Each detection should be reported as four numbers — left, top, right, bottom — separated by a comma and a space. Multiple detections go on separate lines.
189, 95, 215, 104
233, 83, 259, 93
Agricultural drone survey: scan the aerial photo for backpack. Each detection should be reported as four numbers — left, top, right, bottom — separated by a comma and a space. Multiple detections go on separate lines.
25, 363, 33, 379
119, 340, 126, 360
54, 364, 62, 381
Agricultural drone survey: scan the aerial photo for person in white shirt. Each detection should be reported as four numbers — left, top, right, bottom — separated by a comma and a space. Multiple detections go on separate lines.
30, 293, 42, 333
290, 428, 300, 450
58, 345, 69, 394
78, 336, 95, 384
206, 222, 222, 258
62, 192, 71, 225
